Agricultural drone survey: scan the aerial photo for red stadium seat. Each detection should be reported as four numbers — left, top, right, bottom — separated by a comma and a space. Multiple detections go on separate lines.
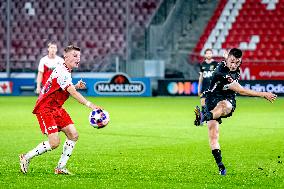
5, 0, 161, 71
194, 0, 284, 64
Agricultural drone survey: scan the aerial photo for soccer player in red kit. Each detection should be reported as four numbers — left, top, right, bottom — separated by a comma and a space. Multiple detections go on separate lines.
35, 42, 64, 94
20, 45, 101, 175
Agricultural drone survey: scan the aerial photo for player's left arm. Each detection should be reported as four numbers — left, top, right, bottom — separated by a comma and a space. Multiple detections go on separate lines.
67, 85, 101, 109
228, 81, 277, 102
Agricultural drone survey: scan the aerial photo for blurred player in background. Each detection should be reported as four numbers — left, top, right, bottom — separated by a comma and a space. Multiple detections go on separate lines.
194, 48, 277, 175
20, 45, 102, 175
196, 48, 218, 126
35, 42, 64, 94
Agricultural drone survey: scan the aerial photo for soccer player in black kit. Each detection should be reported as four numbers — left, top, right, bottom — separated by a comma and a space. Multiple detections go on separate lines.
196, 48, 218, 126
194, 48, 277, 175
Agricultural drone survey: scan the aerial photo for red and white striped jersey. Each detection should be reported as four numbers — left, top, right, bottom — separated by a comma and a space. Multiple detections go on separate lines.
33, 63, 72, 114
38, 55, 64, 86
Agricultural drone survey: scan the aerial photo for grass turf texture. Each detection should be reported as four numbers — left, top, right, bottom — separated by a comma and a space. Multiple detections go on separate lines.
0, 96, 283, 188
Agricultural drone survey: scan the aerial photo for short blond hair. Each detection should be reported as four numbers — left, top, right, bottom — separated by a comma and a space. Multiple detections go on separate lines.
47, 41, 57, 47
64, 45, 80, 53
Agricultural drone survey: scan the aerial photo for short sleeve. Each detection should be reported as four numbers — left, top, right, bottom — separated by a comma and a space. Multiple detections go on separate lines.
57, 72, 73, 90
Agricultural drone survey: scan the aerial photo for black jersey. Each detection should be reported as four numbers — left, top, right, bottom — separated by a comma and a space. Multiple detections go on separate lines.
200, 60, 219, 92
204, 61, 240, 99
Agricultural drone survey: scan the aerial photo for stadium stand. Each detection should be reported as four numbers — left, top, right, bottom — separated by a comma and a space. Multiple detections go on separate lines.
194, 0, 284, 62
0, 1, 6, 72
1, 0, 161, 72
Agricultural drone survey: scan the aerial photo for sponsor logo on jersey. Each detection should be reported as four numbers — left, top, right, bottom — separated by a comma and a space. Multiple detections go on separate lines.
47, 126, 57, 131
203, 71, 214, 78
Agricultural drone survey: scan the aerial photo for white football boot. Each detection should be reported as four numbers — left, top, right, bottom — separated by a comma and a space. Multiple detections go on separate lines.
54, 167, 73, 175
19, 154, 30, 174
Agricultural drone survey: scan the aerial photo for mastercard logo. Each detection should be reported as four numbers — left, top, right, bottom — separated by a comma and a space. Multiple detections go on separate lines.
167, 81, 198, 95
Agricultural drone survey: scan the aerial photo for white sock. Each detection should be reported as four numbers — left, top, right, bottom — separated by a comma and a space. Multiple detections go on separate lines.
25, 141, 52, 160
57, 139, 76, 169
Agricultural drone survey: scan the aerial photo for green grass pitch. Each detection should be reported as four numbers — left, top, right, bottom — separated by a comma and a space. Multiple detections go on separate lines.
0, 96, 283, 188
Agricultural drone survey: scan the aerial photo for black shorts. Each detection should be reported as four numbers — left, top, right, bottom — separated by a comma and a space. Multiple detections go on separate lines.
205, 96, 236, 124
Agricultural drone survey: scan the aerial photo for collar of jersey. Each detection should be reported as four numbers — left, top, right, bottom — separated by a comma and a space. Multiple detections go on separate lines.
63, 63, 72, 72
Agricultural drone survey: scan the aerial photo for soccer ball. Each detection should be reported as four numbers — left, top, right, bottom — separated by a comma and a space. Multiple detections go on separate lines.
89, 108, 110, 129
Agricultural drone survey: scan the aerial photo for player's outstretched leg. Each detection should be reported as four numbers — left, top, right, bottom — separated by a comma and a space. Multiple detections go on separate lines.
194, 106, 214, 126
194, 106, 203, 126
19, 141, 52, 174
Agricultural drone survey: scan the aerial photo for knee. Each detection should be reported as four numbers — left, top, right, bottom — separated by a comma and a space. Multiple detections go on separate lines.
68, 132, 79, 142
49, 137, 60, 149
220, 101, 232, 115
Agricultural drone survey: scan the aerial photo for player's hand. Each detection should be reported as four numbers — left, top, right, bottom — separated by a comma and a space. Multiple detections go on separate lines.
75, 79, 87, 89
263, 92, 277, 103
223, 50, 229, 59
91, 104, 103, 110
35, 87, 41, 94
85, 100, 103, 110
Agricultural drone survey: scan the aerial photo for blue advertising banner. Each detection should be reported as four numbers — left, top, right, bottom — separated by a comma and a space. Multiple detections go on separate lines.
0, 73, 152, 96
239, 80, 284, 96
157, 79, 284, 96
157, 79, 199, 96
86, 73, 151, 96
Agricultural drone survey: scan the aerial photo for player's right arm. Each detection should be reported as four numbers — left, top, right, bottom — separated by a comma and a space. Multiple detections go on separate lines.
198, 73, 203, 96
67, 85, 101, 109
228, 81, 277, 102
198, 63, 204, 97
36, 58, 45, 94
36, 71, 43, 94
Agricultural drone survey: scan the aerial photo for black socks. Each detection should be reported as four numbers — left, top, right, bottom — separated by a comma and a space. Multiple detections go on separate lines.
212, 149, 225, 170
212, 149, 222, 164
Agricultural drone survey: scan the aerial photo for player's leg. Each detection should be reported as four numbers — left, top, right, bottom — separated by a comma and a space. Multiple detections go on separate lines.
57, 124, 78, 167
53, 108, 77, 174
207, 120, 226, 175
19, 133, 59, 173
199, 97, 206, 126
54, 124, 78, 175
19, 112, 60, 174
211, 100, 232, 119
195, 95, 210, 126
195, 100, 232, 125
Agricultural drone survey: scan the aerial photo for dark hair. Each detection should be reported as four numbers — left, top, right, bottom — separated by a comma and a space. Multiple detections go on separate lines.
228, 48, 242, 58
64, 45, 80, 53
204, 48, 213, 54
